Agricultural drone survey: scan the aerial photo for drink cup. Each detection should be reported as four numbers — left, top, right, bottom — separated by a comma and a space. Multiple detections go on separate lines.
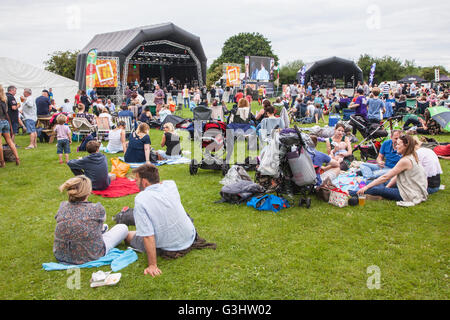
359, 195, 366, 206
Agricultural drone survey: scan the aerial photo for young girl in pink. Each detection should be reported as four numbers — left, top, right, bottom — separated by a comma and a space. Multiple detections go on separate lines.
54, 114, 72, 164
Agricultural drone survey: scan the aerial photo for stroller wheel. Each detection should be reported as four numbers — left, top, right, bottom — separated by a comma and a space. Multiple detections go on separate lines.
305, 198, 311, 209
189, 160, 198, 175
299, 198, 305, 207
222, 163, 230, 176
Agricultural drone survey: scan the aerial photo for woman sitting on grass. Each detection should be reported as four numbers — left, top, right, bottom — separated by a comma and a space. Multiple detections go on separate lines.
54, 175, 129, 265
103, 121, 127, 154
357, 134, 428, 207
326, 123, 353, 170
157, 123, 181, 160
124, 122, 152, 164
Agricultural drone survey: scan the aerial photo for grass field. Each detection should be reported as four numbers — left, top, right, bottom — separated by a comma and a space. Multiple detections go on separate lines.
0, 102, 448, 300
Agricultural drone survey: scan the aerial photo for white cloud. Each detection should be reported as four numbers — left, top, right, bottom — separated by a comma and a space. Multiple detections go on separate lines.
0, 0, 448, 72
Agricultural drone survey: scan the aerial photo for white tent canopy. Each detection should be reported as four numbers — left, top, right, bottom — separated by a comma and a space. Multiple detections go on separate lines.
0, 57, 79, 106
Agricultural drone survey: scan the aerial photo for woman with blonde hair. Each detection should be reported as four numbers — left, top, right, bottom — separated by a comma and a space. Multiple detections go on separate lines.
229, 98, 253, 124
357, 134, 428, 207
54, 175, 129, 265
124, 122, 152, 163
157, 122, 181, 160
0, 85, 20, 167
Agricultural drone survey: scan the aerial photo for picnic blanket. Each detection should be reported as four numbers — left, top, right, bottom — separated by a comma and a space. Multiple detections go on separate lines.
119, 156, 191, 168
42, 248, 138, 272
332, 169, 367, 193
92, 177, 140, 198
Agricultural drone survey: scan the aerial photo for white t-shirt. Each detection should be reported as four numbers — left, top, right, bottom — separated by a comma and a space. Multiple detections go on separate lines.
417, 147, 443, 178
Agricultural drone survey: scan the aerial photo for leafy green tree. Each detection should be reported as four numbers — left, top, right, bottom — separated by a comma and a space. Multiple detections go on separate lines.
44, 50, 79, 80
357, 54, 376, 82
420, 66, 449, 81
207, 32, 278, 85
278, 59, 305, 85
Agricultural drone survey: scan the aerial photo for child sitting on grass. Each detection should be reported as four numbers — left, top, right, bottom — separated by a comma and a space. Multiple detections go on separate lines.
331, 141, 348, 163
54, 114, 72, 164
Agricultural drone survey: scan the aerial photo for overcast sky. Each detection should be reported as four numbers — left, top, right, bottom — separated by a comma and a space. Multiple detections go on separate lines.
1, 0, 449, 71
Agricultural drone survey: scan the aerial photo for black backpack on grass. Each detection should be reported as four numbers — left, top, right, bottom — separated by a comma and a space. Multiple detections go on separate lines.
218, 180, 266, 205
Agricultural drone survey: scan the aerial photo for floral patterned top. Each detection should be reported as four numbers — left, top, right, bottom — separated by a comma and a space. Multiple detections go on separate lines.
53, 201, 106, 265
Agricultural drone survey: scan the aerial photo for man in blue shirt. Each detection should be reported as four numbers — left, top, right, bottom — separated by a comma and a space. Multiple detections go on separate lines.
359, 130, 402, 180
36, 90, 51, 117
126, 164, 197, 277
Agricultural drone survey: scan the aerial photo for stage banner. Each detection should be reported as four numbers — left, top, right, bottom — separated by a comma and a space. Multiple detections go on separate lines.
86, 49, 97, 94
245, 56, 250, 80
226, 65, 241, 87
95, 59, 118, 88
299, 65, 307, 85
435, 68, 440, 82
270, 58, 275, 81
369, 63, 376, 86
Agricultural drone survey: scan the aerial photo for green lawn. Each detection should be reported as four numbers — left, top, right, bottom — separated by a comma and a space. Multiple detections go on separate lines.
0, 102, 448, 300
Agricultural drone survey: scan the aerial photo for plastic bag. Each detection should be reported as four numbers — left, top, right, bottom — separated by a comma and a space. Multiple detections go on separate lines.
220, 165, 252, 186
247, 194, 290, 213
257, 132, 280, 177
111, 158, 130, 178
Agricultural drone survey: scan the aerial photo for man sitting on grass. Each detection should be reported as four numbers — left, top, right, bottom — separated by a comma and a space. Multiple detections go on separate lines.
126, 164, 215, 277
359, 130, 402, 180
67, 140, 114, 191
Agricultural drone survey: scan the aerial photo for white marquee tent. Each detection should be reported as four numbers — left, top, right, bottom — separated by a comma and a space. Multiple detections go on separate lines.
0, 57, 79, 106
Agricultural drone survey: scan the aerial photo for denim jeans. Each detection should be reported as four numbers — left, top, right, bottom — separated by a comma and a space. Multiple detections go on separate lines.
359, 163, 391, 180
349, 182, 403, 201
183, 97, 190, 109
366, 184, 403, 201
427, 187, 440, 195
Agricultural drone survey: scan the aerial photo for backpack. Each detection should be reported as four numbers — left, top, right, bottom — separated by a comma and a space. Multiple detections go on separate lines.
113, 207, 135, 226
247, 195, 290, 213
2, 145, 16, 162
218, 180, 266, 204
77, 132, 97, 152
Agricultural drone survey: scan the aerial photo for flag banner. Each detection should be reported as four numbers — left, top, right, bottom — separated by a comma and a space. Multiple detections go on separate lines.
86, 49, 97, 94
300, 66, 307, 85
369, 63, 376, 86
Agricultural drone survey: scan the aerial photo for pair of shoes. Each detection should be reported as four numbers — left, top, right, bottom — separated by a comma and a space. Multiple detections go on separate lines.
59, 160, 63, 164
25, 146, 34, 150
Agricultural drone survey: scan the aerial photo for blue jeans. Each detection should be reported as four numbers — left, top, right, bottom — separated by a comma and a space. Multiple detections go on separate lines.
427, 187, 439, 194
349, 182, 403, 201
360, 163, 391, 180
57, 139, 71, 154
183, 97, 190, 109
290, 96, 297, 108
172, 95, 178, 105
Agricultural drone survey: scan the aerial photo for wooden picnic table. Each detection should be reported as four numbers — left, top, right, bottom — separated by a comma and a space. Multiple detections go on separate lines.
36, 116, 55, 143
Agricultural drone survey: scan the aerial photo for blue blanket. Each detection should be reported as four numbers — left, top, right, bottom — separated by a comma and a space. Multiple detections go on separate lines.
42, 248, 138, 272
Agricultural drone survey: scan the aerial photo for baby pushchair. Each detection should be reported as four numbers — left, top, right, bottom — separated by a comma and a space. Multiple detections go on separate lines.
349, 115, 389, 161
189, 121, 230, 176
255, 126, 316, 208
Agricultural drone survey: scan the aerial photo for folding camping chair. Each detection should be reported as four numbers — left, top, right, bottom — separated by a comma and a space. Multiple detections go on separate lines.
96, 117, 111, 141
116, 116, 134, 135
193, 106, 212, 121
72, 117, 96, 141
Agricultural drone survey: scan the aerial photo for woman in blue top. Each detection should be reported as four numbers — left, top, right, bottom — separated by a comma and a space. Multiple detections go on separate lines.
124, 123, 152, 163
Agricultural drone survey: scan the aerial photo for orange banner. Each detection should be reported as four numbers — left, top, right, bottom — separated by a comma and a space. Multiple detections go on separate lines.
95, 59, 118, 87
226, 66, 240, 87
